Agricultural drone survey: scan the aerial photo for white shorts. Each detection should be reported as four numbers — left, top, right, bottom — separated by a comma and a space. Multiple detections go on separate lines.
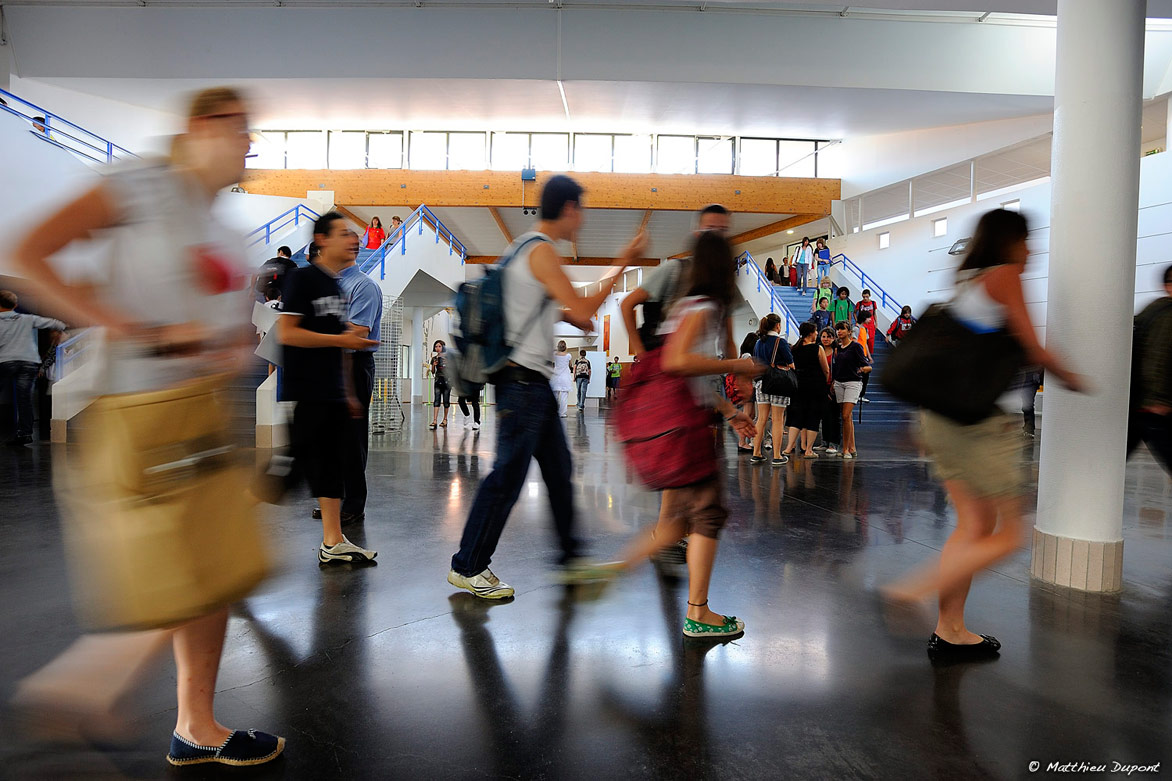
834, 380, 862, 404
754, 379, 790, 407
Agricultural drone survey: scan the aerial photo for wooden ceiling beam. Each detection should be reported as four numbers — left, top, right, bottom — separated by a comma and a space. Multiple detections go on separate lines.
663, 213, 825, 259
333, 205, 368, 231
240, 170, 840, 215
487, 207, 513, 243
728, 213, 824, 245
465, 255, 660, 267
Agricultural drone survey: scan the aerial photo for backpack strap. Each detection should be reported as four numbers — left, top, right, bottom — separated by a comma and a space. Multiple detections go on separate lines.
501, 234, 555, 344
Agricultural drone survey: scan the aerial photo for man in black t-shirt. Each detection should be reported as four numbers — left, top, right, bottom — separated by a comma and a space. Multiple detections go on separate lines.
278, 212, 379, 566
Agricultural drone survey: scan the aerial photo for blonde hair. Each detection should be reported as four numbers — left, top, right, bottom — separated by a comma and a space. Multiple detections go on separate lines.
171, 86, 246, 161
186, 86, 245, 121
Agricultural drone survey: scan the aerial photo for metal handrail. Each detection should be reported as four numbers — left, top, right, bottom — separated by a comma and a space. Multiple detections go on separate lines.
0, 87, 136, 165
53, 328, 96, 382
735, 250, 802, 341
245, 203, 321, 250
828, 253, 903, 319
358, 204, 468, 279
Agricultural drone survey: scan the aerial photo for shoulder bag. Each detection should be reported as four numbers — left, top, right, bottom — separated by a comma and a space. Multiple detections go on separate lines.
760, 336, 800, 397
615, 299, 719, 490
879, 302, 1025, 425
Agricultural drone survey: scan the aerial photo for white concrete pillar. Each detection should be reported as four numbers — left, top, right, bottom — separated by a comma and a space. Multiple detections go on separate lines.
1033, 0, 1144, 593
411, 306, 424, 404
1165, 96, 1172, 153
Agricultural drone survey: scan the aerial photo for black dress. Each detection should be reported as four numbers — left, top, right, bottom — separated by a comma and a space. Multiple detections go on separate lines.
790, 342, 825, 431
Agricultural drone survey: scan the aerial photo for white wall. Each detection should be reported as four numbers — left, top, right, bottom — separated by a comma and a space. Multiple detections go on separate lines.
830, 148, 1172, 346
10, 75, 181, 156
820, 113, 1055, 199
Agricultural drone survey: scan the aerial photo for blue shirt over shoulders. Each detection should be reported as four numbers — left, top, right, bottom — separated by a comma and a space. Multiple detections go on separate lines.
338, 265, 383, 351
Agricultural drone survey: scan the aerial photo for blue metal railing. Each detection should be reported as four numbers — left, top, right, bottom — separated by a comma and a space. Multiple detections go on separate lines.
828, 253, 903, 319
358, 204, 468, 280
735, 250, 802, 340
52, 328, 96, 382
0, 87, 136, 166
245, 203, 321, 251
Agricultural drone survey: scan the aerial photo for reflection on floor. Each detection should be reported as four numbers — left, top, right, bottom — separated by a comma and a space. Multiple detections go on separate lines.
1, 406, 1170, 779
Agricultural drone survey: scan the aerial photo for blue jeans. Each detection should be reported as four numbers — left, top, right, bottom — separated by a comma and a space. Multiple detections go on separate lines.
576, 376, 589, 409
816, 262, 829, 284
452, 376, 580, 576
0, 361, 38, 439
796, 264, 809, 293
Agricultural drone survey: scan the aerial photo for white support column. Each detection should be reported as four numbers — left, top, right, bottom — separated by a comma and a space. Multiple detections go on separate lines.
1033, 0, 1144, 593
1165, 95, 1172, 153
411, 307, 424, 404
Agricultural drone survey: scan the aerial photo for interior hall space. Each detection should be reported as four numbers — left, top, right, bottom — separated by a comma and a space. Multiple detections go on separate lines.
1, 1, 1171, 779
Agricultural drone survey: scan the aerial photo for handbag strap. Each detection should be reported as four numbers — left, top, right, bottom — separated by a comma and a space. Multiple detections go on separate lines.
770, 335, 780, 368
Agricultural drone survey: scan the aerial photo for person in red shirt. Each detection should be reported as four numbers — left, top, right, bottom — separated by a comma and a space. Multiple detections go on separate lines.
886, 306, 916, 344
854, 289, 878, 353
362, 216, 386, 250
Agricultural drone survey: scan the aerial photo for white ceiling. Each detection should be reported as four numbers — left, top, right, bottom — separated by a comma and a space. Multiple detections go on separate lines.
6, 1, 1172, 18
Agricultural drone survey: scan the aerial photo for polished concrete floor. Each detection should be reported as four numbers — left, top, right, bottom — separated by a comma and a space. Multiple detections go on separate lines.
2, 404, 1171, 780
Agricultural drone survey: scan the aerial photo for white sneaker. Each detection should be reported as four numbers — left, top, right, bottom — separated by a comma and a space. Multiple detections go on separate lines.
319, 536, 377, 564
464, 417, 471, 429
472, 422, 480, 430
448, 567, 514, 599
825, 445, 839, 455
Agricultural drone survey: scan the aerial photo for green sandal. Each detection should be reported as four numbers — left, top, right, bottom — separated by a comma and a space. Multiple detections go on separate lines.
682, 601, 745, 638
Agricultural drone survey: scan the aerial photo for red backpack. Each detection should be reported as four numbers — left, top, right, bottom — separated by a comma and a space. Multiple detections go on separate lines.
614, 307, 719, 490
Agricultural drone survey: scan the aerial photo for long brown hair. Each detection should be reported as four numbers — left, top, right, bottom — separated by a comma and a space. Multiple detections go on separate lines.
681, 232, 737, 308
958, 209, 1029, 273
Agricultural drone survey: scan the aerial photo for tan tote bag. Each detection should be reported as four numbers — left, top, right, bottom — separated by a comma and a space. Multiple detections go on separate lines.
65, 374, 270, 631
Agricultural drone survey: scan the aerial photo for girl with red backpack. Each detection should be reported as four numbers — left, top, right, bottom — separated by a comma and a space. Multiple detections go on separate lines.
610, 232, 758, 639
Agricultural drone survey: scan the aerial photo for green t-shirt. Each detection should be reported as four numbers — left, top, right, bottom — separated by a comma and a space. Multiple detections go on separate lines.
815, 287, 833, 307
608, 363, 622, 378
832, 297, 853, 323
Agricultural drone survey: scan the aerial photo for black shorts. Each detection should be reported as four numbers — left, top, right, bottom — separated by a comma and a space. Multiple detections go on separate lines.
292, 401, 347, 499
434, 382, 451, 407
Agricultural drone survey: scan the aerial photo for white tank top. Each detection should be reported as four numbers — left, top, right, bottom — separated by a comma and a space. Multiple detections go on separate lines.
502, 231, 556, 378
951, 269, 1006, 333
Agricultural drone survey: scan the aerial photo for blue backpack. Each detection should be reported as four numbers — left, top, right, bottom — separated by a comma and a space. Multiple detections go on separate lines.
448, 233, 552, 396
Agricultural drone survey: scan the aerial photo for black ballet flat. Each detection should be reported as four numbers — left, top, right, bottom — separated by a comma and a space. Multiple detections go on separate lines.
926, 633, 1001, 660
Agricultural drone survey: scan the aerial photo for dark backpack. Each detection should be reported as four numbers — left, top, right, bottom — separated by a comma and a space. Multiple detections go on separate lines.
254, 256, 295, 297
637, 259, 686, 352
448, 234, 552, 397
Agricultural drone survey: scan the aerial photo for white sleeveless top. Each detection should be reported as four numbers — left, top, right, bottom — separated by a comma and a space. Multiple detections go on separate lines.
951, 269, 1006, 333
502, 231, 556, 378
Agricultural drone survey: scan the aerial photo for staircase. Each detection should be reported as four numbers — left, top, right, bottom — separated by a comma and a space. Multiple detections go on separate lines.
768, 282, 914, 424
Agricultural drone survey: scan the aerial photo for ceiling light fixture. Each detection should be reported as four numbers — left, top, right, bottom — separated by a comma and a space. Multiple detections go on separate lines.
557, 80, 570, 121
786, 230, 794, 234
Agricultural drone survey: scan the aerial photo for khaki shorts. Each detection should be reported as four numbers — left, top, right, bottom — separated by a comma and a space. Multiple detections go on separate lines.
918, 410, 1025, 499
